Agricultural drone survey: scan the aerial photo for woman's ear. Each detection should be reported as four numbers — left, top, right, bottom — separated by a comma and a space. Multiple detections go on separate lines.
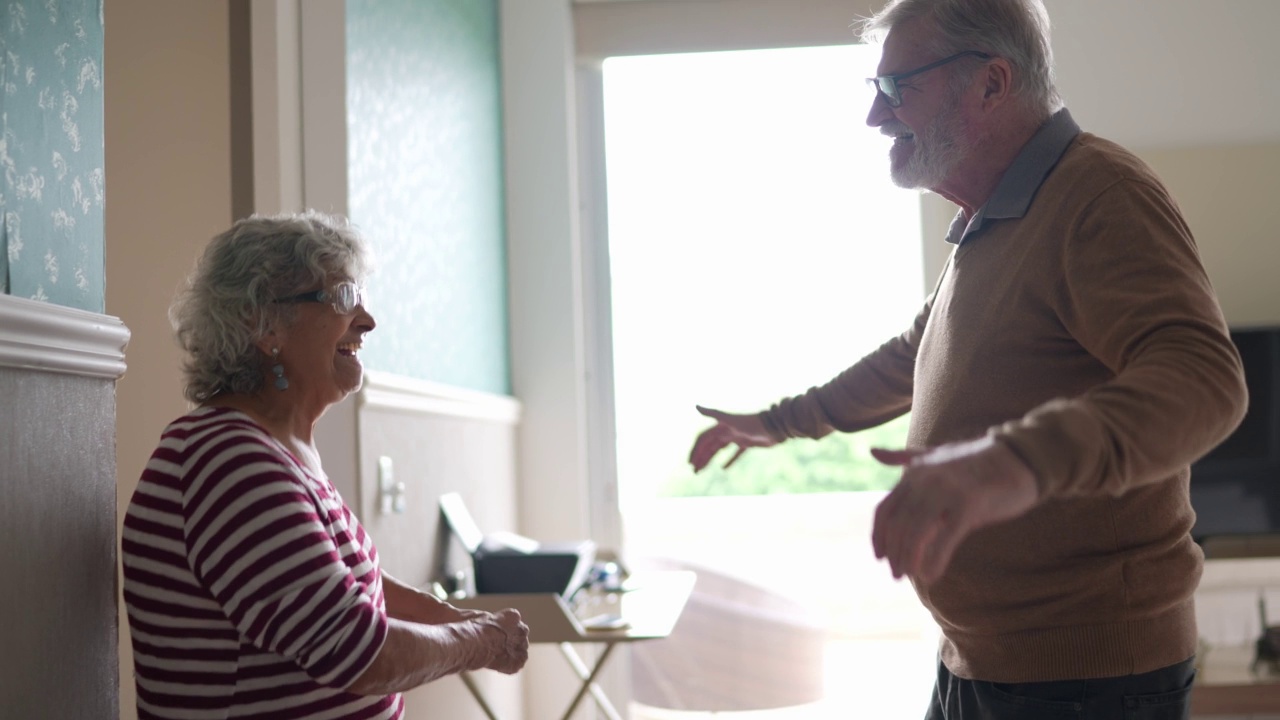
253, 326, 282, 356
253, 304, 294, 356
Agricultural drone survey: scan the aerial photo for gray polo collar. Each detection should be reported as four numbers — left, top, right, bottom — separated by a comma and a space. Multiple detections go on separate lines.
945, 107, 1081, 245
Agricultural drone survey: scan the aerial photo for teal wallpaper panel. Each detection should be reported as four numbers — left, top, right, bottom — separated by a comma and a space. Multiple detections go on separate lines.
0, 0, 105, 313
346, 0, 509, 395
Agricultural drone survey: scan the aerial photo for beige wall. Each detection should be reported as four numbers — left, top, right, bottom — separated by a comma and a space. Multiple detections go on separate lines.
1142, 142, 1280, 327
918, 141, 1280, 329
104, 1, 234, 717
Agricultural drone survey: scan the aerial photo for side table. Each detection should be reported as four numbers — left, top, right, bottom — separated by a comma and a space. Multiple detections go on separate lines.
452, 569, 696, 720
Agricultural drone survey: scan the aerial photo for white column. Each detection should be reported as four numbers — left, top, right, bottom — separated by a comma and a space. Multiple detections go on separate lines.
286, 0, 361, 505
249, 0, 305, 215
501, 0, 592, 546
501, 2, 598, 717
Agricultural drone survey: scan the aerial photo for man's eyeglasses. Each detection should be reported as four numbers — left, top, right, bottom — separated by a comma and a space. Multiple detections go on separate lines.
866, 51, 992, 108
275, 281, 365, 315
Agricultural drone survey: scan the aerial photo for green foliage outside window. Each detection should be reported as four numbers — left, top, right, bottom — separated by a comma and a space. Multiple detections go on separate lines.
660, 414, 912, 497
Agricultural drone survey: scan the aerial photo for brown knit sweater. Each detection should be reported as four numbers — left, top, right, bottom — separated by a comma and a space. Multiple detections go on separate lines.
760, 111, 1247, 683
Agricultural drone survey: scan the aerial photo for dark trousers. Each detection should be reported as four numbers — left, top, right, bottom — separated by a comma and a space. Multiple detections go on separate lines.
924, 657, 1196, 720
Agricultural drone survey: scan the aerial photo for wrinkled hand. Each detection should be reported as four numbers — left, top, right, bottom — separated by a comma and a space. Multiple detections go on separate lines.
466, 609, 529, 674
871, 435, 1039, 583
687, 405, 778, 472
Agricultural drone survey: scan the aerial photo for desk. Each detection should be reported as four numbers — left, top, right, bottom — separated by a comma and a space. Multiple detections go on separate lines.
452, 570, 695, 720
1193, 643, 1280, 716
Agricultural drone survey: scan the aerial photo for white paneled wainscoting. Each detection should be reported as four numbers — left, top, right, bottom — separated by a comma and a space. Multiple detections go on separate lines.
350, 371, 532, 719
0, 294, 129, 717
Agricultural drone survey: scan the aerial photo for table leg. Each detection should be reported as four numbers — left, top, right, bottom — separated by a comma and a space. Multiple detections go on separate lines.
558, 642, 623, 720
459, 671, 503, 720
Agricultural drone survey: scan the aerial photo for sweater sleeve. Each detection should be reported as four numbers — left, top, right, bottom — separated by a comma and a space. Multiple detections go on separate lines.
759, 293, 929, 441
996, 177, 1247, 498
181, 427, 388, 689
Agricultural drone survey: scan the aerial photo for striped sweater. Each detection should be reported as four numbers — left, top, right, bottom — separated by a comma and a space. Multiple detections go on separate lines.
122, 407, 400, 719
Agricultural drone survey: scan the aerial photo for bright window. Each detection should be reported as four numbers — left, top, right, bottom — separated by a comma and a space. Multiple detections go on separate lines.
602, 45, 939, 718
604, 44, 923, 506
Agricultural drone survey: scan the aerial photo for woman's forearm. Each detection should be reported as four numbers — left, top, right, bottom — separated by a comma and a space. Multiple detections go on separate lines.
346, 618, 483, 695
346, 609, 528, 696
382, 572, 477, 625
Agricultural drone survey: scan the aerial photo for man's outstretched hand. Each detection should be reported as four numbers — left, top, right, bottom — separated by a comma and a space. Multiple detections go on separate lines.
687, 405, 779, 472
870, 435, 1039, 583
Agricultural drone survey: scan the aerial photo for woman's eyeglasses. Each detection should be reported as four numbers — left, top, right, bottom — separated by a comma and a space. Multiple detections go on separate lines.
866, 51, 992, 108
275, 281, 365, 315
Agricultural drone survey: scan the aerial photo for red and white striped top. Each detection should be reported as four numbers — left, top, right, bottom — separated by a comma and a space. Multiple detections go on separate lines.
122, 407, 401, 719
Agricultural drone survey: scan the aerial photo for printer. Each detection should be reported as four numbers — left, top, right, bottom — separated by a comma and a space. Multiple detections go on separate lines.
438, 492, 596, 596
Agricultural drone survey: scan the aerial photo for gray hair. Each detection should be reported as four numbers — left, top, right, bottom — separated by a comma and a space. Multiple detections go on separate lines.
170, 210, 374, 404
859, 0, 1063, 118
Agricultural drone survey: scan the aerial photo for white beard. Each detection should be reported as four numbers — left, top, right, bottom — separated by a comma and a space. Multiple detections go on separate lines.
889, 98, 969, 190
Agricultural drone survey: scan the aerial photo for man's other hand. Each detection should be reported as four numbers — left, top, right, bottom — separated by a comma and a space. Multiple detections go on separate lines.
870, 435, 1039, 583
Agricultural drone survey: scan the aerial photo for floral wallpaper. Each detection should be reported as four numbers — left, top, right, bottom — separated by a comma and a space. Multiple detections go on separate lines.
346, 0, 509, 395
0, 0, 105, 313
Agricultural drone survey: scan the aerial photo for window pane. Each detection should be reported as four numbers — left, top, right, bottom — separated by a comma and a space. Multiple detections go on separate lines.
601, 46, 942, 717
603, 45, 940, 718
604, 45, 924, 505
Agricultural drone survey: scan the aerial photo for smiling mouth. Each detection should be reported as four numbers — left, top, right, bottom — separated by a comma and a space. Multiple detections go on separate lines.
337, 342, 362, 357
882, 124, 915, 143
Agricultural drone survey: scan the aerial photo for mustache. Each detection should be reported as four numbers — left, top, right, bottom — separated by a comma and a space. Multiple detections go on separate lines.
880, 120, 912, 138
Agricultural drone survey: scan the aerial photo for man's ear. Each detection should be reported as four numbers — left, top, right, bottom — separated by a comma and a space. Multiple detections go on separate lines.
981, 57, 1014, 109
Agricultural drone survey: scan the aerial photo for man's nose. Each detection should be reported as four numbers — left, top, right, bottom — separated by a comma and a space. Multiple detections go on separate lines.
866, 90, 894, 128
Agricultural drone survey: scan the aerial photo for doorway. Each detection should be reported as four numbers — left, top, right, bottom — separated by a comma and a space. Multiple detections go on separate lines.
597, 44, 941, 717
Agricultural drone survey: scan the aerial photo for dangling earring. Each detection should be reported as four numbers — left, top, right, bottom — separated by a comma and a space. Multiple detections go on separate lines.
270, 347, 289, 391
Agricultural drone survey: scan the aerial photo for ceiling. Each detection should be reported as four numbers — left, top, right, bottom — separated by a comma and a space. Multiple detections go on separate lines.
573, 0, 1280, 150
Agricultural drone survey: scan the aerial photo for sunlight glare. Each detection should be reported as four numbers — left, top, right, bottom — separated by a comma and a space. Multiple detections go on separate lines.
603, 44, 926, 502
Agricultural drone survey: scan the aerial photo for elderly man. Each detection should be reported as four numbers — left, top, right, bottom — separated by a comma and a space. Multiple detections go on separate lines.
687, 0, 1247, 717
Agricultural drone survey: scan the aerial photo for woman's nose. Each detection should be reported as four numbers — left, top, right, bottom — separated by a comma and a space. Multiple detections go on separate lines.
355, 304, 376, 331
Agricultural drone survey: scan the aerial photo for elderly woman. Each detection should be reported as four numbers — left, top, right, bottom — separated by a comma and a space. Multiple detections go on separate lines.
121, 212, 528, 719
